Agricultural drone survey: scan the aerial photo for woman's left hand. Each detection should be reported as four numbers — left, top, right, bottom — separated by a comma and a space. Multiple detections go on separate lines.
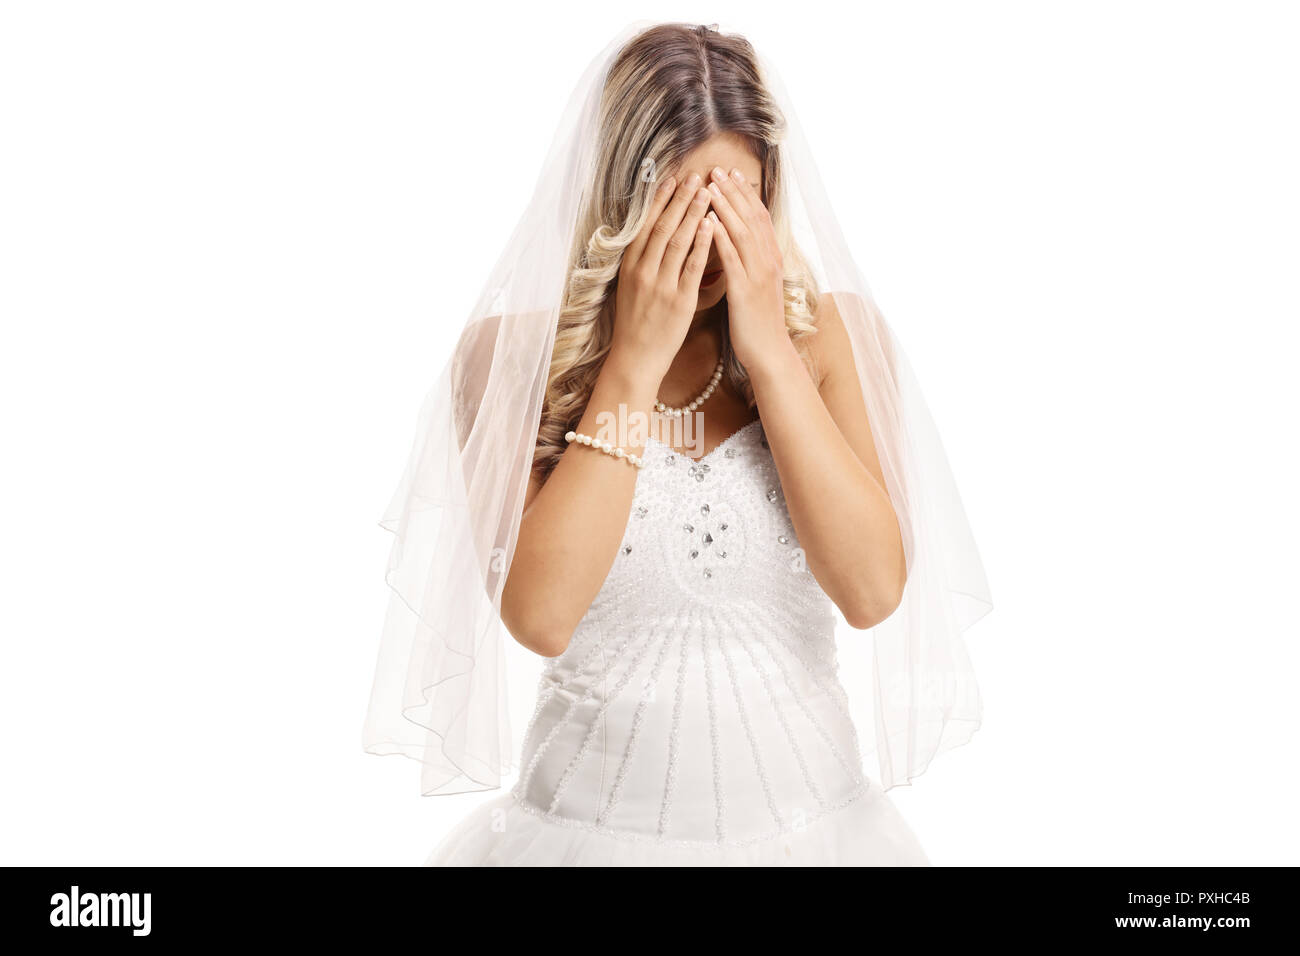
705, 165, 792, 372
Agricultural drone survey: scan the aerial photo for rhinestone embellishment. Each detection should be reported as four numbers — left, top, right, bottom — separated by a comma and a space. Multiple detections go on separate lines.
619, 420, 793, 600
513, 410, 861, 849
676, 499, 733, 579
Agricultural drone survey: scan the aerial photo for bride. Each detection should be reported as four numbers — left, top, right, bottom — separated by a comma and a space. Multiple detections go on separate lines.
363, 21, 992, 866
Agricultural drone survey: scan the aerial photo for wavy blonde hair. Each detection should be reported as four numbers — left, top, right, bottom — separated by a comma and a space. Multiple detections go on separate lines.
535, 22, 822, 480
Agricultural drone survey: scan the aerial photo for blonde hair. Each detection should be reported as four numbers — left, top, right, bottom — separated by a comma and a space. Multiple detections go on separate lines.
535, 22, 822, 480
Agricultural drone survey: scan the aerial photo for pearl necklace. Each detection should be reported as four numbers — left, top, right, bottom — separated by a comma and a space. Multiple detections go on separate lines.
655, 360, 724, 418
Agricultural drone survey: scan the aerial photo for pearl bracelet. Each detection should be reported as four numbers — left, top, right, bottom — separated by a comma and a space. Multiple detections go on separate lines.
565, 430, 644, 468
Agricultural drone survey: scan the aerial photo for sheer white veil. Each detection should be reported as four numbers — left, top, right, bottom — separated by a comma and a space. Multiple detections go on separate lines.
362, 19, 993, 797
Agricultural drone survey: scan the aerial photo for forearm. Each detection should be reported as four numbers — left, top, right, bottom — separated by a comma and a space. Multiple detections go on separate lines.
747, 341, 906, 628
500, 354, 658, 655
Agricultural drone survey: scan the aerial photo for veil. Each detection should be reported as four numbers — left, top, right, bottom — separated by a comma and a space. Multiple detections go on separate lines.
362, 19, 993, 797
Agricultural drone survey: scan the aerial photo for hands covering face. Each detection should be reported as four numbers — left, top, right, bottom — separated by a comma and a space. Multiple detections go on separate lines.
611, 172, 716, 382
702, 165, 789, 370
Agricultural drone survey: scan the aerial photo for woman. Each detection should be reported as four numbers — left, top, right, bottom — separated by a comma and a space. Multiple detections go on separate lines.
363, 21, 992, 866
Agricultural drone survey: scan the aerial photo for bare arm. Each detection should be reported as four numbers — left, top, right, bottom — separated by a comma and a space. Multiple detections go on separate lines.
747, 296, 907, 629
500, 171, 716, 656
499, 360, 655, 657
704, 164, 905, 628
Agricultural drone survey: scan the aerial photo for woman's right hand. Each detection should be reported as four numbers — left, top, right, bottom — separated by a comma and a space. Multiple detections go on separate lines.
610, 172, 715, 385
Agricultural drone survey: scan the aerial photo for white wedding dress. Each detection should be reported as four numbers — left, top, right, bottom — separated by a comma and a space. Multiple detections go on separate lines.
426, 419, 930, 866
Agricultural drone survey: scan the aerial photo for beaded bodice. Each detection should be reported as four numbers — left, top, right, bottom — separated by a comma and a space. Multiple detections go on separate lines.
513, 419, 869, 847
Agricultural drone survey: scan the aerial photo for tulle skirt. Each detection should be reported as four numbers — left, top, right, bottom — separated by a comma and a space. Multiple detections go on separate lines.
425, 779, 930, 867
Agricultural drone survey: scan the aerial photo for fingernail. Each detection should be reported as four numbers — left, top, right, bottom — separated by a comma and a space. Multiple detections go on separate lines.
711, 166, 727, 182
686, 172, 702, 188
708, 210, 719, 223
694, 188, 710, 205
731, 168, 745, 183
708, 182, 722, 197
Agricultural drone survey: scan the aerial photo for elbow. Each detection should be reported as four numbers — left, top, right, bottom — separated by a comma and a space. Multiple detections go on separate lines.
841, 603, 887, 631
500, 555, 582, 656
499, 595, 575, 658
520, 628, 573, 659
838, 573, 906, 631
502, 616, 574, 658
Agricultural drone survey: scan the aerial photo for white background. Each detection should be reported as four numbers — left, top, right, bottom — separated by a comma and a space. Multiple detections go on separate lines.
2, 1, 1297, 866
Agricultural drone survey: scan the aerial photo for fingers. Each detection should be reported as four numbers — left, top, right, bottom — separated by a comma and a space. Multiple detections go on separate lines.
713, 165, 762, 218
726, 167, 779, 259
662, 185, 713, 278
624, 173, 677, 267
642, 172, 703, 270
679, 216, 714, 293
705, 168, 759, 269
706, 210, 744, 277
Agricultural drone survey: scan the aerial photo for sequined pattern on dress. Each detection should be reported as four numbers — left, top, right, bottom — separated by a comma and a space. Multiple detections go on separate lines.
512, 420, 869, 848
